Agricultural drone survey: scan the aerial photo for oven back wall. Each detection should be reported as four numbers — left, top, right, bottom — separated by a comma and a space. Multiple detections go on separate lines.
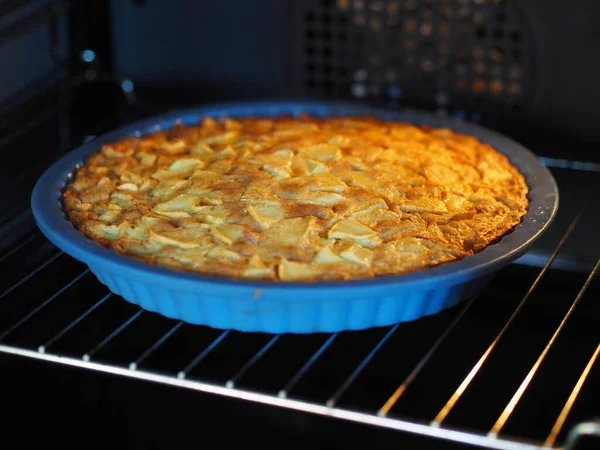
109, 0, 292, 101
109, 0, 600, 145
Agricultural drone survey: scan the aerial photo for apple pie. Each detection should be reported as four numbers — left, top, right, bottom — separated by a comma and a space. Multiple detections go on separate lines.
62, 115, 528, 281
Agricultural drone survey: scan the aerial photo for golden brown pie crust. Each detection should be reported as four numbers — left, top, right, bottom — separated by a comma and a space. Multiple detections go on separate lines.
62, 115, 528, 281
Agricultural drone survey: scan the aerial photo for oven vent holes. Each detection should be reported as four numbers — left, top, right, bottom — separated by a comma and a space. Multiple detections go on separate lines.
302, 0, 532, 124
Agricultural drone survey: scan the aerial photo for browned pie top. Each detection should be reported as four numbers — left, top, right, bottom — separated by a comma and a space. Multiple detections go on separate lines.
62, 115, 528, 281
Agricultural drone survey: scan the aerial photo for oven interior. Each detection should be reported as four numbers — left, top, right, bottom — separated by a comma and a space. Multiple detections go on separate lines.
1, 1, 599, 449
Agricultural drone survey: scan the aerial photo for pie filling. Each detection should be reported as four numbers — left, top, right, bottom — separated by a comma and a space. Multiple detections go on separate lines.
63, 115, 528, 281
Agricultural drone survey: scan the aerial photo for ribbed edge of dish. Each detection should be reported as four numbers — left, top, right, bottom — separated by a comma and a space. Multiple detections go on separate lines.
92, 266, 490, 333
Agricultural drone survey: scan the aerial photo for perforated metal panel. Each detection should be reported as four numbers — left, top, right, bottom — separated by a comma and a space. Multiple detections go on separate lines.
300, 0, 533, 124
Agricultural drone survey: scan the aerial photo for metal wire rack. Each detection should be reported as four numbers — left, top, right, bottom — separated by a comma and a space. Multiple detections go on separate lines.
0, 193, 598, 449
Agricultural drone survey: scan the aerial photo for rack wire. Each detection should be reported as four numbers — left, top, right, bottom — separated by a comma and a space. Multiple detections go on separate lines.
0, 203, 598, 450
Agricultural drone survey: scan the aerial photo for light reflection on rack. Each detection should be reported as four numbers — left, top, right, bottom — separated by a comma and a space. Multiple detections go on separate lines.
431, 210, 584, 426
489, 258, 600, 436
539, 157, 600, 173
0, 210, 597, 450
545, 344, 600, 447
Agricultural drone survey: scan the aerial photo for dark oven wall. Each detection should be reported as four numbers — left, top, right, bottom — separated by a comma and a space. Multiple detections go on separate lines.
109, 0, 600, 146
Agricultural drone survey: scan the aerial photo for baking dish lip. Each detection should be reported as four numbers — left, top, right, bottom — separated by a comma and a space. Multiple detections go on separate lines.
31, 99, 558, 294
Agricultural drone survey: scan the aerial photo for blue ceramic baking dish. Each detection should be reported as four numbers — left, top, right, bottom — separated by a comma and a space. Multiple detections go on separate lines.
31, 100, 558, 333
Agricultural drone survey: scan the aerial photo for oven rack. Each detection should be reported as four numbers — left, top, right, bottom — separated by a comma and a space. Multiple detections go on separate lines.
1, 198, 598, 450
